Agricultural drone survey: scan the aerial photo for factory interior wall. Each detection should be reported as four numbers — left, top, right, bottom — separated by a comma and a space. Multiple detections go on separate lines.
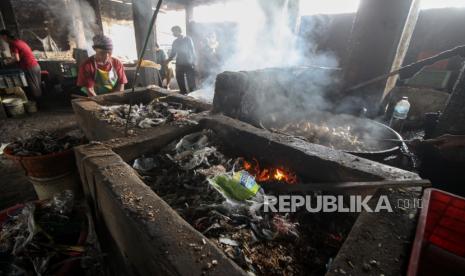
303, 7, 465, 84
2, 3, 465, 80
6, 0, 71, 51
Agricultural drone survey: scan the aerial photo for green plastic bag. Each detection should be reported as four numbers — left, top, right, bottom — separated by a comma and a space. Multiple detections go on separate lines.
208, 171, 261, 202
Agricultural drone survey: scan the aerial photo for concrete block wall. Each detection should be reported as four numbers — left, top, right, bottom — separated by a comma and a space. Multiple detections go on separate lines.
74, 113, 421, 275
72, 87, 211, 141
75, 143, 246, 276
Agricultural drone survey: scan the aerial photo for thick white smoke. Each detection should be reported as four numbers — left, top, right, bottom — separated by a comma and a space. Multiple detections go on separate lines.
193, 0, 339, 105
36, 0, 98, 52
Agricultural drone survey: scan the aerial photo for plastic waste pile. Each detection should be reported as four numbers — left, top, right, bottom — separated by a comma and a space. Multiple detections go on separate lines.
98, 101, 197, 129
0, 191, 96, 275
133, 130, 319, 275
6, 131, 83, 156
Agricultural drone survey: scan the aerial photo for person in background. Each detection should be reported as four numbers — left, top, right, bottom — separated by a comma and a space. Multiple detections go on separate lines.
154, 43, 168, 88
0, 29, 42, 101
198, 31, 221, 84
77, 35, 127, 97
166, 26, 197, 94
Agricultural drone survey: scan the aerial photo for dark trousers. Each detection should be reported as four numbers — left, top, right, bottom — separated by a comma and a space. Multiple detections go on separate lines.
24, 65, 42, 100
176, 64, 196, 94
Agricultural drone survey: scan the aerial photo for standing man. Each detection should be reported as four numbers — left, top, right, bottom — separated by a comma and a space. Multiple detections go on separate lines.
166, 26, 197, 94
0, 30, 42, 101
77, 35, 127, 97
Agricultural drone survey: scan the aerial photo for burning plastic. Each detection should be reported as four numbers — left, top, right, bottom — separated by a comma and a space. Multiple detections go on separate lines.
243, 158, 298, 184
134, 130, 353, 275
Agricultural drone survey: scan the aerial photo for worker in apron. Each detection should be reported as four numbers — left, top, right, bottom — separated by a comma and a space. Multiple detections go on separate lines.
87, 59, 118, 95
77, 35, 127, 97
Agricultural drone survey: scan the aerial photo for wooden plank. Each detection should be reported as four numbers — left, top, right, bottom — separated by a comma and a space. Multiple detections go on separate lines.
265, 179, 431, 193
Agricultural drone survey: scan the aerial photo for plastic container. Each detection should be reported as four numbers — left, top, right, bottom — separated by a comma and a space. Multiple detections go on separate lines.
28, 171, 81, 200
2, 98, 25, 117
390, 96, 410, 131
393, 96, 411, 120
3, 147, 77, 178
407, 188, 465, 276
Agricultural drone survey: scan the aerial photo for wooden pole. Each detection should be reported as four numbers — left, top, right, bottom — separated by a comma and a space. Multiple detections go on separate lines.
339, 0, 420, 114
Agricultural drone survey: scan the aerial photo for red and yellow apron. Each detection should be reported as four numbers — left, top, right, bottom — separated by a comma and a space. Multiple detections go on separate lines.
82, 60, 118, 95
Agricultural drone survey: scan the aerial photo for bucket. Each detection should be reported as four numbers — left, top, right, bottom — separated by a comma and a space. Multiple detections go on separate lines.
2, 98, 25, 117
28, 171, 81, 200
3, 147, 77, 178
24, 101, 38, 113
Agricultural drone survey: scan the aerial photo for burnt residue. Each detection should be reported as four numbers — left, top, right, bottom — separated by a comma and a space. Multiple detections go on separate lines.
134, 129, 356, 275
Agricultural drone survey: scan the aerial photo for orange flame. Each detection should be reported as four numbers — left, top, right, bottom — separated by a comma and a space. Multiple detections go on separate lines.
241, 158, 297, 184
274, 169, 286, 181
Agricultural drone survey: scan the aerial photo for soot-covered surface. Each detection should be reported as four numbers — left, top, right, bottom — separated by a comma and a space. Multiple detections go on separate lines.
134, 130, 356, 275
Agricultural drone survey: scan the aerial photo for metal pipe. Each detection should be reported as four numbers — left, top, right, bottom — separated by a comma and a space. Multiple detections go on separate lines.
345, 45, 465, 93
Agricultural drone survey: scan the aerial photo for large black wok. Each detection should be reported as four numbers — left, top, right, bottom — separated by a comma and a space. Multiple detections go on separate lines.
259, 110, 403, 161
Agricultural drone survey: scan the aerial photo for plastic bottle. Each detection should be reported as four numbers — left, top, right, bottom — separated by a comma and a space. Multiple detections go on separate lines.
390, 96, 410, 132
359, 107, 368, 118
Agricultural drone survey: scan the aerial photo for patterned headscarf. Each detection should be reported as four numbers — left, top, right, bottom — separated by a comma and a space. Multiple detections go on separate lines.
92, 35, 113, 51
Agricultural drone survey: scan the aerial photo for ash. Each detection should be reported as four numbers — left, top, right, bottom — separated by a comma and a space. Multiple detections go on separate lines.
98, 101, 197, 129
6, 131, 84, 156
135, 130, 354, 275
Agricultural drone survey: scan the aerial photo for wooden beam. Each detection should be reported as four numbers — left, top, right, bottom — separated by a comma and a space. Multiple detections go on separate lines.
340, 0, 420, 114
185, 3, 194, 36
132, 0, 158, 86
382, 0, 421, 102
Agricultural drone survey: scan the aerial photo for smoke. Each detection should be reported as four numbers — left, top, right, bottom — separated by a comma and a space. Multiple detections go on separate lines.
197, 0, 340, 116
37, 0, 98, 51
224, 0, 337, 70
69, 0, 99, 50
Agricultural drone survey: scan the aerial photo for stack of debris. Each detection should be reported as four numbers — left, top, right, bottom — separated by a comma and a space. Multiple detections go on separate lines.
134, 130, 354, 275
0, 191, 103, 275
6, 131, 83, 156
98, 101, 197, 129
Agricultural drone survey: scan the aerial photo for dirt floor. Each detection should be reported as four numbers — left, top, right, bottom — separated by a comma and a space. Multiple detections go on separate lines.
0, 107, 78, 210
